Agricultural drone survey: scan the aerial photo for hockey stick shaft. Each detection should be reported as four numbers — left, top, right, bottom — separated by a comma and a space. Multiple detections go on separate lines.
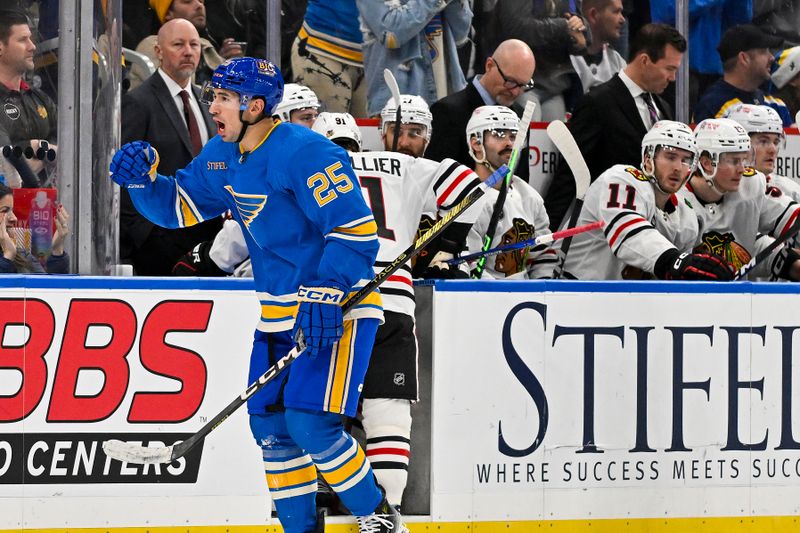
547, 120, 592, 279
103, 164, 510, 465
734, 217, 800, 280
447, 220, 604, 265
384, 69, 401, 153
472, 101, 536, 278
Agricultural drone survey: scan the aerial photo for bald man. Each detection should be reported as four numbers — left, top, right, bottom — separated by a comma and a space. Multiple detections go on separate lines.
426, 39, 536, 182
120, 18, 222, 276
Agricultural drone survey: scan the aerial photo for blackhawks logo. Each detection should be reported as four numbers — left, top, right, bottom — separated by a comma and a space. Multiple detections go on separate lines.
694, 231, 751, 270
495, 217, 534, 277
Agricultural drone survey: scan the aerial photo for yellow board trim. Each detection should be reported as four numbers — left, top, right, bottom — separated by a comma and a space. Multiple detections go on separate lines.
11, 515, 800, 533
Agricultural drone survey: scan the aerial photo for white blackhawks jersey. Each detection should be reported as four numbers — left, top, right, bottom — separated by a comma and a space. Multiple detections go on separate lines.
767, 173, 800, 203
466, 175, 558, 279
563, 164, 700, 280
350, 151, 482, 317
679, 168, 800, 277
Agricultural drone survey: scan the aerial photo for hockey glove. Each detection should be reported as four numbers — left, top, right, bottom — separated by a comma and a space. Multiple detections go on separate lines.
172, 241, 226, 277
655, 249, 735, 281
770, 245, 800, 281
110, 141, 160, 188
421, 250, 470, 279
293, 280, 347, 358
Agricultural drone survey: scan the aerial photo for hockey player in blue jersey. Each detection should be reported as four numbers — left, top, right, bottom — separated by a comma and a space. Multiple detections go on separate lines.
109, 57, 408, 533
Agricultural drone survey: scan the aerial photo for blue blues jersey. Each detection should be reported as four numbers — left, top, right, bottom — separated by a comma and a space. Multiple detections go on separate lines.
127, 121, 383, 332
693, 79, 793, 126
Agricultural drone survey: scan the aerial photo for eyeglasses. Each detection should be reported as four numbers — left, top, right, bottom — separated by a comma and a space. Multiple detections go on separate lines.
491, 57, 535, 92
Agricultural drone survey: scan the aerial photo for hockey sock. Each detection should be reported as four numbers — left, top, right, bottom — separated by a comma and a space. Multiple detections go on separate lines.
361, 398, 412, 507
285, 407, 382, 516
249, 413, 318, 533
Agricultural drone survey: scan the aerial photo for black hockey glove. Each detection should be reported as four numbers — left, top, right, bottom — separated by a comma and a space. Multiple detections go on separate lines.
770, 245, 800, 281
655, 249, 735, 281
172, 241, 226, 276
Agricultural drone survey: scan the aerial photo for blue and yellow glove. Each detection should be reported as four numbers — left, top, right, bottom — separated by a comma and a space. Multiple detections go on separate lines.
110, 141, 160, 188
293, 281, 347, 358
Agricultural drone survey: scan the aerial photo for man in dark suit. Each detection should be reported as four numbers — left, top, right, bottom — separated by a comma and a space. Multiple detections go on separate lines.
121, 18, 222, 275
544, 23, 687, 230
426, 39, 536, 182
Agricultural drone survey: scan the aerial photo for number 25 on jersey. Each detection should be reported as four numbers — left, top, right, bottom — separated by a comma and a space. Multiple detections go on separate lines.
307, 161, 354, 207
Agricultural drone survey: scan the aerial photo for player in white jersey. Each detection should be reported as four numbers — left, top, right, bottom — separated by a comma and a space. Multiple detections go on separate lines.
563, 120, 736, 280
678, 118, 800, 280
724, 104, 800, 202
319, 110, 481, 509
272, 83, 320, 127
463, 105, 557, 278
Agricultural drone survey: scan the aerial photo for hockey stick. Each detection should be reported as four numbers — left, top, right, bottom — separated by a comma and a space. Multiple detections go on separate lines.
447, 219, 604, 265
733, 217, 800, 280
472, 101, 536, 278
102, 164, 511, 465
384, 69, 401, 153
549, 120, 592, 279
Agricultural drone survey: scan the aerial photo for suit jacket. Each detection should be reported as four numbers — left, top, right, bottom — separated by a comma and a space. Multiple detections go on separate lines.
120, 72, 222, 275
426, 80, 530, 182
543, 73, 673, 229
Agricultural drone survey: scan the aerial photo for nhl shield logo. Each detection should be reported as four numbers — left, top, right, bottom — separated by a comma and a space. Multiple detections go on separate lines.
393, 372, 405, 386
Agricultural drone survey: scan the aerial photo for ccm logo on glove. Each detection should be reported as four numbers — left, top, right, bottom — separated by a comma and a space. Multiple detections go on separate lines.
297, 286, 344, 303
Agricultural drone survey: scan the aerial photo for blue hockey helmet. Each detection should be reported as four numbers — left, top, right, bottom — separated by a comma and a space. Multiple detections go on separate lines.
202, 57, 284, 114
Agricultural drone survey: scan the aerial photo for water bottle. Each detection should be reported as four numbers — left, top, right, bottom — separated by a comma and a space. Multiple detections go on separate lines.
30, 191, 53, 265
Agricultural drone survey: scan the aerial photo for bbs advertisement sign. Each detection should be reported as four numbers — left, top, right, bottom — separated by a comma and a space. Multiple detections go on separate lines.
0, 278, 271, 529
430, 281, 800, 525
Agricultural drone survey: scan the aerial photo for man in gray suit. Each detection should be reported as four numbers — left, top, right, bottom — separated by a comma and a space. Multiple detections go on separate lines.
121, 18, 222, 275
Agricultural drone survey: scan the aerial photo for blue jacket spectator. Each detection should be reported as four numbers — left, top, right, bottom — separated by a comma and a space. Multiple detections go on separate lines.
358, 0, 472, 116
650, 0, 751, 77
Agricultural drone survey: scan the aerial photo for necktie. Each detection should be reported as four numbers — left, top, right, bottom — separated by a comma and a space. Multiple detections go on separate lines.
643, 92, 659, 128
179, 90, 203, 156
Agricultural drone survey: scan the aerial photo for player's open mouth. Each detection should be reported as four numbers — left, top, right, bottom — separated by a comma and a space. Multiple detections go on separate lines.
215, 120, 226, 134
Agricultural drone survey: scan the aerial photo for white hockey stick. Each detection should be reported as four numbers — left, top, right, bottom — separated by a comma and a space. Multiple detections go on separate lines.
472, 101, 536, 278
102, 164, 511, 465
548, 120, 591, 278
384, 68, 402, 152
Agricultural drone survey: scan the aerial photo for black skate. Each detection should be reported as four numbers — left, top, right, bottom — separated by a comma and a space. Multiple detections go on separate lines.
355, 497, 409, 533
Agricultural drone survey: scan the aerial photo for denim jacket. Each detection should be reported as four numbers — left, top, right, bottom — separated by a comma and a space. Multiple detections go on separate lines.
358, 0, 472, 116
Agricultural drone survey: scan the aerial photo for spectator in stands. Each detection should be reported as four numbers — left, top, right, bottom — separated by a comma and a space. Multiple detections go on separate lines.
130, 0, 244, 89
244, 0, 308, 80
0, 183, 70, 274
570, 0, 627, 94
693, 24, 792, 126
753, 0, 800, 48
650, 0, 750, 115
544, 23, 685, 230
426, 39, 535, 183
357, 0, 472, 116
479, 0, 588, 121
770, 47, 800, 119
292, 0, 366, 116
0, 9, 57, 189
121, 18, 222, 276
